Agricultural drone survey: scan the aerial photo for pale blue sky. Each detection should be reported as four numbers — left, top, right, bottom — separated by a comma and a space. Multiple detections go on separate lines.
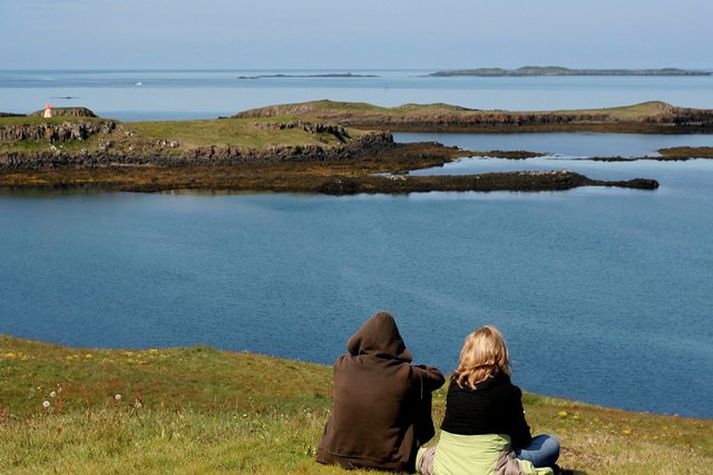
1, 0, 711, 69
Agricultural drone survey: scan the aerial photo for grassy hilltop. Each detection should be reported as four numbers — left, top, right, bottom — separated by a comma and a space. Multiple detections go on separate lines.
234, 100, 713, 133
0, 336, 711, 474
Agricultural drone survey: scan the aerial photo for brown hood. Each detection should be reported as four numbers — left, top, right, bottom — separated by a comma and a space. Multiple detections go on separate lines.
346, 311, 413, 361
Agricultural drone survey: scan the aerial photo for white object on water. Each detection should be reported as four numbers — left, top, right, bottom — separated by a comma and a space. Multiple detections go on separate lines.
135, 82, 143, 86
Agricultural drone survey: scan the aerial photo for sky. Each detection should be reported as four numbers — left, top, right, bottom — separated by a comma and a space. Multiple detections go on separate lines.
1, 0, 711, 70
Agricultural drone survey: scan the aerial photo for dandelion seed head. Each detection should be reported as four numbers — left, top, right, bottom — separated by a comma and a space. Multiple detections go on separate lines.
115, 394, 122, 401
49, 391, 57, 398
42, 400, 51, 408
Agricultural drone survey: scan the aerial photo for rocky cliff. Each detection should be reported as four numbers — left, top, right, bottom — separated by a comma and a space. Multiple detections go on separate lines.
0, 121, 116, 143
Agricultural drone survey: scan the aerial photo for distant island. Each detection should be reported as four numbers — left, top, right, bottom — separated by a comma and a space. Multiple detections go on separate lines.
238, 72, 378, 79
430, 66, 712, 77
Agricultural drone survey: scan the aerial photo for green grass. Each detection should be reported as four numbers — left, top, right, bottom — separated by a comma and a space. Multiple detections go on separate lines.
0, 116, 105, 126
0, 335, 711, 474
125, 117, 359, 149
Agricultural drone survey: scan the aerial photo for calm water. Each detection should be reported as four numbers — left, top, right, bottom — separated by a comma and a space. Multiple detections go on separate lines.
1, 150, 712, 418
1, 69, 713, 120
396, 132, 713, 158
2, 71, 712, 418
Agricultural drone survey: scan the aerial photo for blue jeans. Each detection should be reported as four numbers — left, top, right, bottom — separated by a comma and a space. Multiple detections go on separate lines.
514, 434, 560, 468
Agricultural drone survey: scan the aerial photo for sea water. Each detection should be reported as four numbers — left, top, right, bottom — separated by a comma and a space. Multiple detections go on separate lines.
1, 69, 713, 120
1, 71, 712, 418
1, 153, 712, 418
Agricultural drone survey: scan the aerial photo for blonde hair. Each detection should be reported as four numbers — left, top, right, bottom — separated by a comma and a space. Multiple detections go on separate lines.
454, 325, 511, 389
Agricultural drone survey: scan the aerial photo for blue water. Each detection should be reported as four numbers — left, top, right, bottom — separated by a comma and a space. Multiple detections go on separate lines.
395, 132, 713, 158
1, 69, 713, 120
1, 151, 712, 418
2, 71, 713, 418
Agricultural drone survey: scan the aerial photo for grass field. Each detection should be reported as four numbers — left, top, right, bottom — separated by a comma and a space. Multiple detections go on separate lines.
0, 335, 710, 474
126, 117, 361, 149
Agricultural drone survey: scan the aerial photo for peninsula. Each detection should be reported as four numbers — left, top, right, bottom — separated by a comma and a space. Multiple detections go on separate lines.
235, 100, 713, 133
430, 66, 712, 77
0, 107, 658, 193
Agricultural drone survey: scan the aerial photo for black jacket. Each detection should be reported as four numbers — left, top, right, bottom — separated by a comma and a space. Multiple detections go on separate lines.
440, 372, 532, 448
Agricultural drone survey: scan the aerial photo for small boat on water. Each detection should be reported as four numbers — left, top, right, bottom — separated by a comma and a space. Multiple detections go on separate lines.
135, 81, 143, 86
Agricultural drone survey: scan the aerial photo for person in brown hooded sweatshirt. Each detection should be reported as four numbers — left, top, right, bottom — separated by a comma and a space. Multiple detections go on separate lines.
316, 311, 445, 472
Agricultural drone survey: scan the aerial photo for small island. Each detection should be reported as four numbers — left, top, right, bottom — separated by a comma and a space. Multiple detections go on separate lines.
430, 66, 712, 77
238, 72, 378, 79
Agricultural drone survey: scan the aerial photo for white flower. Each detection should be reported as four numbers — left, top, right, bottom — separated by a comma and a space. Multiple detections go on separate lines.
114, 394, 122, 401
42, 400, 51, 408
49, 391, 57, 398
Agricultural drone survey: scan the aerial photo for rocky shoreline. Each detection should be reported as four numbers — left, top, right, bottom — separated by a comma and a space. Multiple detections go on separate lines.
0, 139, 660, 194
0, 120, 117, 144
471, 147, 713, 162
0, 166, 659, 195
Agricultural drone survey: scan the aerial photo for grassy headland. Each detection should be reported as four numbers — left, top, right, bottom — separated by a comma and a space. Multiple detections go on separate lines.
0, 112, 659, 193
234, 100, 713, 133
0, 335, 711, 474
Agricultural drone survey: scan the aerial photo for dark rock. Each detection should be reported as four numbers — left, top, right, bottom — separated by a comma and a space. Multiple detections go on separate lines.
0, 120, 116, 143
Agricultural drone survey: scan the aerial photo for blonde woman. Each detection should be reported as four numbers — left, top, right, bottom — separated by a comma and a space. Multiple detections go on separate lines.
417, 326, 561, 475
